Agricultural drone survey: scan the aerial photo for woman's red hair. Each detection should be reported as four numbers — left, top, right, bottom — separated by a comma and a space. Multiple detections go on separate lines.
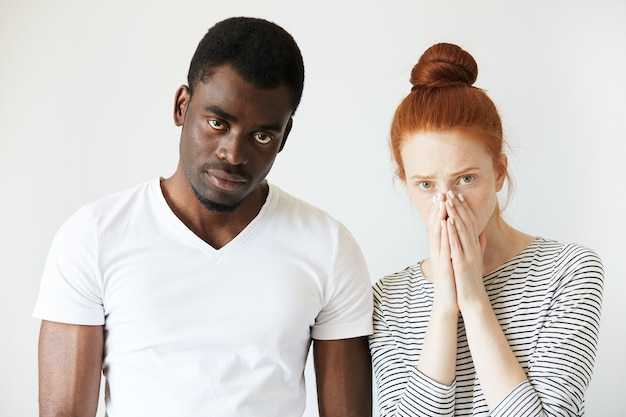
390, 43, 505, 182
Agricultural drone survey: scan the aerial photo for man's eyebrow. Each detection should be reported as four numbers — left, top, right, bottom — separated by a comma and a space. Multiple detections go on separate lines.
204, 106, 237, 123
257, 122, 286, 133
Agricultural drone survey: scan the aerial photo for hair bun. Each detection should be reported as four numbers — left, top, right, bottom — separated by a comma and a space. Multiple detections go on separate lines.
410, 43, 478, 89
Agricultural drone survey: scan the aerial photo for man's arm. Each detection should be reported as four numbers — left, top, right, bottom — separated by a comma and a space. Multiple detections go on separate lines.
313, 336, 372, 417
38, 320, 104, 417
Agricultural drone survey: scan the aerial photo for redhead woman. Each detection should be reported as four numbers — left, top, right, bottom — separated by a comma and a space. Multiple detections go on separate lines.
369, 43, 604, 416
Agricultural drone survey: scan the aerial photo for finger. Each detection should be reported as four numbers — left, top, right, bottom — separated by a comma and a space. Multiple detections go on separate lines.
445, 191, 481, 254
446, 217, 461, 259
449, 191, 477, 235
428, 193, 445, 243
440, 219, 451, 260
444, 193, 469, 253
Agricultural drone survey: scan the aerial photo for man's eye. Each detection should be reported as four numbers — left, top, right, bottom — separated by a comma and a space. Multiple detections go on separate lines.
208, 119, 226, 130
254, 133, 272, 144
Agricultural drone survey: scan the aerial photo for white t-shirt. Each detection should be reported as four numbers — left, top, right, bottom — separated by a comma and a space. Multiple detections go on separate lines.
33, 178, 373, 417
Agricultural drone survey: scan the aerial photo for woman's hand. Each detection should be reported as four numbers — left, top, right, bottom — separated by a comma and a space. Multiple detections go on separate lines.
443, 191, 488, 311
417, 192, 461, 385
442, 191, 530, 408
427, 192, 459, 315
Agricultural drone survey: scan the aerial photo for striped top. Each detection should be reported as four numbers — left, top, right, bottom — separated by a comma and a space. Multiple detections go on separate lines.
369, 237, 604, 416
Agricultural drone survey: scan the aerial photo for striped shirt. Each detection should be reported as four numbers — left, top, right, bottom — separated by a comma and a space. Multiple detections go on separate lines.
369, 237, 604, 416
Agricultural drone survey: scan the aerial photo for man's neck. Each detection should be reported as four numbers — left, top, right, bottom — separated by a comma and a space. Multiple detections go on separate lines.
160, 175, 269, 249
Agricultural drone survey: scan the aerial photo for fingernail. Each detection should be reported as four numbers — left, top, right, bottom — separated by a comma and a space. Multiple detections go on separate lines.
447, 198, 453, 207
449, 217, 455, 225
447, 190, 455, 199
458, 193, 464, 202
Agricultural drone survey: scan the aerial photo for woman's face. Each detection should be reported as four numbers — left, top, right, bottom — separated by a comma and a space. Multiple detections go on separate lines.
400, 128, 507, 233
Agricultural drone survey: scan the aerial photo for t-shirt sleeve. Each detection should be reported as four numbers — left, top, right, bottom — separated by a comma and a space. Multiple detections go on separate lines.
33, 206, 105, 325
310, 223, 373, 340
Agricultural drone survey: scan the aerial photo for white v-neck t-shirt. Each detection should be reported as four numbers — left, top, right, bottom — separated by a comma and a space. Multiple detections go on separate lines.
34, 178, 373, 417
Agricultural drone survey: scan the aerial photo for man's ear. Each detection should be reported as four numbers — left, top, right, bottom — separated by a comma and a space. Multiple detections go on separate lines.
278, 117, 293, 153
174, 85, 190, 126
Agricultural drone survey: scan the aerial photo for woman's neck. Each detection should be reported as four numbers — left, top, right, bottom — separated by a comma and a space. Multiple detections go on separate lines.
481, 219, 535, 275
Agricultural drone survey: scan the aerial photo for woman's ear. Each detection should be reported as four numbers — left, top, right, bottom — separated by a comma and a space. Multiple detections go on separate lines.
495, 153, 508, 191
174, 85, 190, 127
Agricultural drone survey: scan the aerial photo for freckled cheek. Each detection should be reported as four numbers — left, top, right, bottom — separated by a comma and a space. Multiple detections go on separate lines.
463, 189, 498, 228
407, 191, 433, 220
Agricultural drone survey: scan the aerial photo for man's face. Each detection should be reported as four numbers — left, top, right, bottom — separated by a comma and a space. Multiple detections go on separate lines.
175, 65, 294, 212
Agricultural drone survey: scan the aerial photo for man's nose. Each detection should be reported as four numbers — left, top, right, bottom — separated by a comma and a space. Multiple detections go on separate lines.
216, 133, 248, 165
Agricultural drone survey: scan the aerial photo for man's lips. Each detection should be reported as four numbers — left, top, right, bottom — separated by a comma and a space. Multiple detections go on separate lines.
206, 169, 247, 191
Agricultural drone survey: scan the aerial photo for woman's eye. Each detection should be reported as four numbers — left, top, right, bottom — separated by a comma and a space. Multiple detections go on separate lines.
208, 119, 226, 130
418, 182, 433, 190
254, 133, 273, 144
460, 175, 474, 184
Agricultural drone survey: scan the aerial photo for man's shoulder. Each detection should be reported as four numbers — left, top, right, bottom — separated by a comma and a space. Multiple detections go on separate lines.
78, 178, 155, 211
94, 178, 156, 204
268, 183, 342, 226
65, 178, 159, 230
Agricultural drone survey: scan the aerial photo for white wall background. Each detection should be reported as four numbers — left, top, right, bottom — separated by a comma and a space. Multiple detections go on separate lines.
1, 0, 624, 415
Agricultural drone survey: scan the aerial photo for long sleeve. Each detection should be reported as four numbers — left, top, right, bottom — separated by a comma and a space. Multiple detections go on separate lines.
369, 271, 456, 417
491, 244, 604, 416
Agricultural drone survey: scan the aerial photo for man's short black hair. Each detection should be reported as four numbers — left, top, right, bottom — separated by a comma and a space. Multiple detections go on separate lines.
187, 17, 305, 113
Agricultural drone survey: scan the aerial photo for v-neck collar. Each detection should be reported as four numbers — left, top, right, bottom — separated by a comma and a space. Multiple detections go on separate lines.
153, 178, 276, 259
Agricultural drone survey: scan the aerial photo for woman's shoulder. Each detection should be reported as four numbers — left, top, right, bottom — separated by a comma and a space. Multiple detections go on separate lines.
528, 237, 602, 264
373, 262, 430, 297
526, 237, 604, 287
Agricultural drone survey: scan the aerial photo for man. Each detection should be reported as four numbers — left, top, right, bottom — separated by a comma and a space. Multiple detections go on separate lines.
34, 17, 373, 417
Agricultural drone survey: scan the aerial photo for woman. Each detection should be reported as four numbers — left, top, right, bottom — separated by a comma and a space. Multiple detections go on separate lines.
369, 43, 604, 416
